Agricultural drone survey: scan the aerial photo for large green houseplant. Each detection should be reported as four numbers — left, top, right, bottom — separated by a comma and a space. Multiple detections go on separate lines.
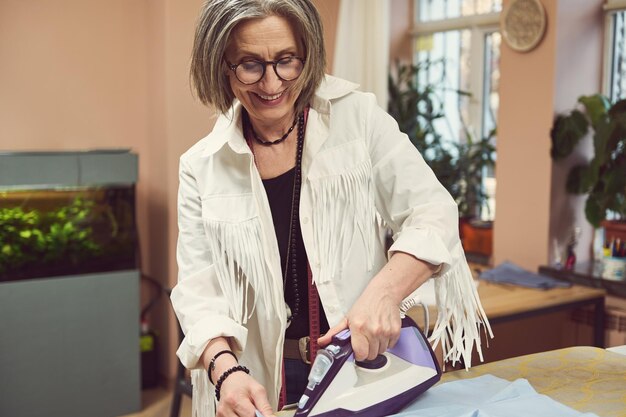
387, 61, 496, 220
550, 94, 626, 228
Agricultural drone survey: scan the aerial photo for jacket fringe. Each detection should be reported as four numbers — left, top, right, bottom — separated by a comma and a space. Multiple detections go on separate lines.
429, 249, 493, 369
204, 218, 282, 324
192, 369, 215, 417
309, 160, 377, 284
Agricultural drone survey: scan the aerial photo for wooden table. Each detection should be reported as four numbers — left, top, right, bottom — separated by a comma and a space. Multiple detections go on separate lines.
408, 280, 606, 347
441, 346, 626, 417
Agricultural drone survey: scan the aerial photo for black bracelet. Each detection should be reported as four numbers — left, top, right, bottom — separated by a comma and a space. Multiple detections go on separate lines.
215, 365, 250, 401
208, 350, 238, 384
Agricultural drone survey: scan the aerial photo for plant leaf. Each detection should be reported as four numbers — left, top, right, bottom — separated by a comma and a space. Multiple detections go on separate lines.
566, 164, 590, 194
584, 194, 604, 228
608, 97, 626, 119
604, 163, 626, 195
550, 110, 589, 160
578, 94, 610, 128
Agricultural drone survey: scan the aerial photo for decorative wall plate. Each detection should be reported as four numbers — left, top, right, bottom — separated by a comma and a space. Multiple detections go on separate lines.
501, 0, 547, 53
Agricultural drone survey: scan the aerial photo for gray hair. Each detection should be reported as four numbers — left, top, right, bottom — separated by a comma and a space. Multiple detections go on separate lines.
190, 0, 326, 115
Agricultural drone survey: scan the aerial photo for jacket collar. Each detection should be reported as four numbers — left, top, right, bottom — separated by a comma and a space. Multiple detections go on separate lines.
200, 75, 359, 158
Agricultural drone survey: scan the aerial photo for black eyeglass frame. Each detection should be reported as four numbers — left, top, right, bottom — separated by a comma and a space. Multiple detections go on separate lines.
226, 57, 306, 85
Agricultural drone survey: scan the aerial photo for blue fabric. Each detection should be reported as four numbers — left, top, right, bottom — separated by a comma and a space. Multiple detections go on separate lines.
390, 374, 598, 417
479, 261, 572, 289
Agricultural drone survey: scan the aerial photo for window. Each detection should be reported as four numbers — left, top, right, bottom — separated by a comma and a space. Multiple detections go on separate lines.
605, 1, 626, 101
412, 0, 501, 221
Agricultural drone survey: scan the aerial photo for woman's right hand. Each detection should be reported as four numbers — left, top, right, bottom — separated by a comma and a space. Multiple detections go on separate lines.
216, 371, 276, 417
203, 337, 276, 417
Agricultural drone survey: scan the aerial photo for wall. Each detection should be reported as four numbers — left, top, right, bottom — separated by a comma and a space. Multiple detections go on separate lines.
1, 0, 609, 385
491, 0, 559, 269
0, 0, 345, 383
0, 2, 151, 232
491, 0, 604, 270
549, 0, 604, 267
389, 0, 414, 61
151, 0, 213, 381
312, 0, 341, 72
0, 0, 211, 381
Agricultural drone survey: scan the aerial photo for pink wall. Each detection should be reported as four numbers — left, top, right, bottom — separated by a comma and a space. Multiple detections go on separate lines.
492, 0, 559, 269
0, 0, 153, 248
389, 0, 414, 61
0, 0, 343, 383
549, 0, 604, 266
0, 0, 212, 380
0, 0, 609, 383
312, 0, 341, 72
494, 0, 605, 269
152, 0, 213, 380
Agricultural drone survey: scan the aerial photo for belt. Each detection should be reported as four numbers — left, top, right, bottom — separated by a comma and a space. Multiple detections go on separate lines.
284, 336, 311, 364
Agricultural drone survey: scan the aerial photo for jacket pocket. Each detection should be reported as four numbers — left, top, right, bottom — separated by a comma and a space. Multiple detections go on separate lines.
201, 193, 257, 223
307, 140, 369, 180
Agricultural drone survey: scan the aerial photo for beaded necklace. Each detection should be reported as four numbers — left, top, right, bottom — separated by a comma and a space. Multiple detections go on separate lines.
244, 109, 306, 327
248, 113, 298, 146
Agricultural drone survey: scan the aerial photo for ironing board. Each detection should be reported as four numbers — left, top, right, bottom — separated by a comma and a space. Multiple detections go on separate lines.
441, 346, 626, 417
277, 346, 625, 417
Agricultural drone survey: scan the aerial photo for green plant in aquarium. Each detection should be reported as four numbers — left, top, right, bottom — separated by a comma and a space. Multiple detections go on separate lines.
0, 197, 101, 277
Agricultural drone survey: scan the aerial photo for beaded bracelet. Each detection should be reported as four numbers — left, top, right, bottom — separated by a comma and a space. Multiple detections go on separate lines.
208, 350, 238, 384
215, 365, 250, 401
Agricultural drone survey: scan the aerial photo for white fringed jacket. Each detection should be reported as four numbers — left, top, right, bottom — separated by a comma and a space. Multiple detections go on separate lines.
171, 75, 491, 417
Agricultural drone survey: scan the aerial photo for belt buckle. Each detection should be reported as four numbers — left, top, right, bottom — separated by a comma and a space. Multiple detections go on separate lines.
298, 336, 311, 365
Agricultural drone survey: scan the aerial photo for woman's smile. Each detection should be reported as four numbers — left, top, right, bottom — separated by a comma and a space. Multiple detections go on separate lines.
225, 15, 304, 137
252, 90, 287, 105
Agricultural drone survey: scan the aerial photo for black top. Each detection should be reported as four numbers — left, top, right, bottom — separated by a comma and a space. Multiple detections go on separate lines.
262, 168, 329, 339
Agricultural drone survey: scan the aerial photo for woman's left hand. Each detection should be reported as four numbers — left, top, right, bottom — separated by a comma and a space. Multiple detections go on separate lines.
318, 281, 402, 361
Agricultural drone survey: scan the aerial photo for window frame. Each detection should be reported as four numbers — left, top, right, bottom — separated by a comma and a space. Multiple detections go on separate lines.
411, 2, 501, 221
410, 5, 500, 144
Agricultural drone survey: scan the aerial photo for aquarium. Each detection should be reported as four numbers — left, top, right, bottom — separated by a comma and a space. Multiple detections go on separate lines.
0, 150, 139, 282
0, 150, 141, 417
0, 185, 137, 281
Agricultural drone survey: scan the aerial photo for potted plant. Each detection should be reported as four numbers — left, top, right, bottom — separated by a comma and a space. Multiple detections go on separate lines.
550, 94, 626, 244
388, 61, 496, 259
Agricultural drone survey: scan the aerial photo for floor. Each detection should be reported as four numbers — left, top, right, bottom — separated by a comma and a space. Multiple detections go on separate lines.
119, 388, 192, 417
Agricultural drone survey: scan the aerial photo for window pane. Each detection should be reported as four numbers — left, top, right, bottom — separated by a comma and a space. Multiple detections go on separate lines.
413, 1, 501, 223
417, 0, 502, 22
481, 31, 500, 221
446, 0, 462, 19
415, 30, 471, 145
610, 11, 626, 102
483, 31, 500, 140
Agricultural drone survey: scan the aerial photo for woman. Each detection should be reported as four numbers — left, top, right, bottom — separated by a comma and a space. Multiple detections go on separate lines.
171, 1, 491, 416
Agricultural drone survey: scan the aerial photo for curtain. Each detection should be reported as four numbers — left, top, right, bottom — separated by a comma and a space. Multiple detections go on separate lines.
332, 0, 390, 108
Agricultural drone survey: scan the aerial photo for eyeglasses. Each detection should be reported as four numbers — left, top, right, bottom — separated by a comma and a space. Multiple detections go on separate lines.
226, 56, 305, 85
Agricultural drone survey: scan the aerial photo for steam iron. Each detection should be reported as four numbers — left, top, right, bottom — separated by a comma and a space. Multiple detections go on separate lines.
293, 316, 441, 417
